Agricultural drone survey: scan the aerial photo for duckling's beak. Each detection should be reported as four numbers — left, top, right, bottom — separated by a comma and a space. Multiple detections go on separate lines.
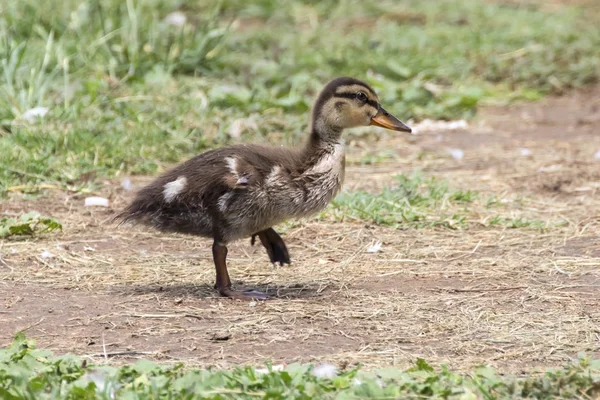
370, 106, 412, 133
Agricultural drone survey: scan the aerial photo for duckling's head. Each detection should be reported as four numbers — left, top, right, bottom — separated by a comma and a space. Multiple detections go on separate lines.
311, 77, 411, 142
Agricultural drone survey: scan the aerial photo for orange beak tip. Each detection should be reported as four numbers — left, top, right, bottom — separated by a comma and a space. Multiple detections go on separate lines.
370, 107, 412, 133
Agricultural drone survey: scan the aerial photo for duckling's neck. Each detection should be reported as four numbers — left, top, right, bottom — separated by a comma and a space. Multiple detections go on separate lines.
300, 120, 346, 176
309, 118, 343, 147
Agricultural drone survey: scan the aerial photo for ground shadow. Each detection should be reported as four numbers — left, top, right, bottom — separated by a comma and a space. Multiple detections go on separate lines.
111, 282, 326, 300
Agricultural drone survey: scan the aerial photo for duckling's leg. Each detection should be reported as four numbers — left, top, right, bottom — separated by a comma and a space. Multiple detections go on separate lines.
212, 241, 269, 301
251, 228, 291, 266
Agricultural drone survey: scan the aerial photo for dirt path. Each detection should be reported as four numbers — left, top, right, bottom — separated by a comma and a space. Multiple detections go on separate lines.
1, 87, 599, 372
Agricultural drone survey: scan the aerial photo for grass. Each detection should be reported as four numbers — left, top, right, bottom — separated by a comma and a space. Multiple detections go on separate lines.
2, 334, 600, 399
324, 172, 476, 229
0, 0, 599, 194
320, 172, 556, 230
0, 212, 62, 238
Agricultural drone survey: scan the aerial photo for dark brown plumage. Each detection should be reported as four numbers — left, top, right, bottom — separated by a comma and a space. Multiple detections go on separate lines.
116, 77, 411, 300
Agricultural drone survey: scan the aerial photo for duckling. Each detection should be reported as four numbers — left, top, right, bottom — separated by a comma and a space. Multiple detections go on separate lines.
116, 77, 411, 300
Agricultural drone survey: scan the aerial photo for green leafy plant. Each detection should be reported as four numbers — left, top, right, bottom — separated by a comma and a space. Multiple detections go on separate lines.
1, 334, 600, 399
0, 212, 62, 238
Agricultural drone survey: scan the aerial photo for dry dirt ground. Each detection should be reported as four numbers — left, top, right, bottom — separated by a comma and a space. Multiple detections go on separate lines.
1, 87, 599, 373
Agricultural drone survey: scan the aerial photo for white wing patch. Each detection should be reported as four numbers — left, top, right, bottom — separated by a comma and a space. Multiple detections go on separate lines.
163, 176, 187, 203
225, 157, 238, 175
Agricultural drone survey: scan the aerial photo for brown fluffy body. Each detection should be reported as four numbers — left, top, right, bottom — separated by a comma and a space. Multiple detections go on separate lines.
115, 77, 410, 299
117, 142, 344, 243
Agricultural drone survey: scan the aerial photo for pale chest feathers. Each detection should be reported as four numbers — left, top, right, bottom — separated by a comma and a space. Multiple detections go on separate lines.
266, 143, 346, 218
303, 143, 346, 197
306, 142, 345, 177
216, 144, 345, 234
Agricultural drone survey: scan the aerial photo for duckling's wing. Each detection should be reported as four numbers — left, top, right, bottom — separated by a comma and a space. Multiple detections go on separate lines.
114, 144, 301, 236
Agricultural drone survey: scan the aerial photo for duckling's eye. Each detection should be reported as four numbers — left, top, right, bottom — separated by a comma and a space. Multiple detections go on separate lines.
356, 92, 367, 103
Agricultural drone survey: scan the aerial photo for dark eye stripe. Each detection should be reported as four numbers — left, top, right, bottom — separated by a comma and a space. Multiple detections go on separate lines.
366, 99, 379, 108
333, 93, 379, 108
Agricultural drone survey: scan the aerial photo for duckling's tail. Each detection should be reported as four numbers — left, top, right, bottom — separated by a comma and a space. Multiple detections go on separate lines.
112, 203, 148, 227
112, 189, 160, 227
112, 183, 213, 237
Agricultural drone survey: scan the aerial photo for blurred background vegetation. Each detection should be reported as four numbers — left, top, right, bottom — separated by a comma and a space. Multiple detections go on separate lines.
1, 0, 599, 194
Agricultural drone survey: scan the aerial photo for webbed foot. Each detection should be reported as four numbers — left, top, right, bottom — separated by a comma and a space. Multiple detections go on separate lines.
251, 228, 291, 266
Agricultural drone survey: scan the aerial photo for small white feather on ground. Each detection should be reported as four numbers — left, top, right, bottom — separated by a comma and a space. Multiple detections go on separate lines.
411, 119, 468, 134
254, 364, 286, 375
40, 250, 54, 259
84, 197, 109, 207
311, 363, 338, 379
164, 11, 186, 27
366, 240, 383, 253
448, 148, 464, 160
518, 148, 532, 156
121, 177, 133, 191
22, 106, 49, 122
